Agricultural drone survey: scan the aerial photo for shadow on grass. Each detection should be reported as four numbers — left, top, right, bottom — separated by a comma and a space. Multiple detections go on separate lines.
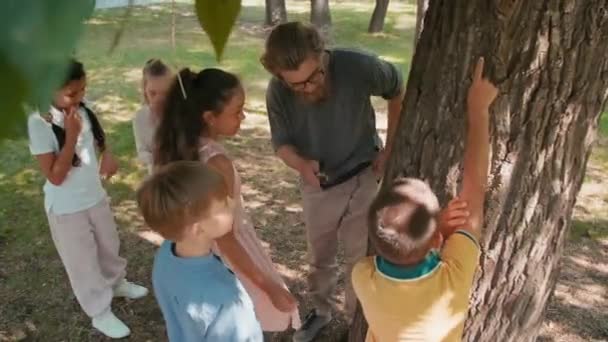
0, 121, 328, 341
539, 219, 608, 342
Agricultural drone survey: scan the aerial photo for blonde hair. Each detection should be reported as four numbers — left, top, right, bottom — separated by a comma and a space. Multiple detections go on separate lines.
142, 58, 171, 104
261, 22, 325, 75
368, 178, 440, 262
136, 161, 228, 241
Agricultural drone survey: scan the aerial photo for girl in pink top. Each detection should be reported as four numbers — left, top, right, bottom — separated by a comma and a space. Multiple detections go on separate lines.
154, 67, 301, 332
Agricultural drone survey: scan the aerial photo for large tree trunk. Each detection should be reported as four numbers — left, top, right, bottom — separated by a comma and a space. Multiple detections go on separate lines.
350, 1, 608, 341
310, 0, 331, 30
264, 0, 286, 27
413, 0, 429, 52
368, 0, 390, 34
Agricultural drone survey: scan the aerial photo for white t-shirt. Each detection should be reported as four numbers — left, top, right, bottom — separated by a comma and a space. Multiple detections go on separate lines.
28, 106, 106, 215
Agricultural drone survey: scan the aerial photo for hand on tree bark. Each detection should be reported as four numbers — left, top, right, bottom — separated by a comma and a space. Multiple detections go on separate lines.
437, 198, 470, 237
467, 57, 498, 115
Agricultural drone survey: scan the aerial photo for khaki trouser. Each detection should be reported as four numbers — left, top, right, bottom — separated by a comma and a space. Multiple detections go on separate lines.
301, 167, 378, 321
47, 198, 127, 318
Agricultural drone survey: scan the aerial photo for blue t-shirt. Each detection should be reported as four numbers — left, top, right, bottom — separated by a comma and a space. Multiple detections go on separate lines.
152, 241, 263, 342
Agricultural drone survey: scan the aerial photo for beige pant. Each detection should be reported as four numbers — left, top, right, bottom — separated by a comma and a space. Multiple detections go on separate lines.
301, 167, 378, 321
47, 198, 127, 318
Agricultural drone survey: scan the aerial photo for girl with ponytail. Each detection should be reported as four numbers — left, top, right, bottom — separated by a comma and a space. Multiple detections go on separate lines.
154, 68, 300, 334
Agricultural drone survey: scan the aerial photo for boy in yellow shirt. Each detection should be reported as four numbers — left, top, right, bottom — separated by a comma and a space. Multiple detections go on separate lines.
352, 58, 498, 342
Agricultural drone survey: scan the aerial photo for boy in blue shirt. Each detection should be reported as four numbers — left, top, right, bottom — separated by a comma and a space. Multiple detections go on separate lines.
137, 161, 263, 341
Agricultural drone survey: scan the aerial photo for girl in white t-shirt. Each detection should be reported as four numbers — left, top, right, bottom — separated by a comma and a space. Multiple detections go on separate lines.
27, 59, 148, 339
132, 58, 173, 174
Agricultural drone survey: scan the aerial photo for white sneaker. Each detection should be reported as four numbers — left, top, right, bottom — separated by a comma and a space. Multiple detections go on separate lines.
113, 279, 149, 299
92, 310, 131, 339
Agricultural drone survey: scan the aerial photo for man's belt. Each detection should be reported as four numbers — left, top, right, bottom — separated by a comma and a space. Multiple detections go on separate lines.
320, 161, 372, 190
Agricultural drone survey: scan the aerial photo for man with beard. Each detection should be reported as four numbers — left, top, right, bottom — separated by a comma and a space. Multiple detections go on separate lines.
261, 22, 404, 341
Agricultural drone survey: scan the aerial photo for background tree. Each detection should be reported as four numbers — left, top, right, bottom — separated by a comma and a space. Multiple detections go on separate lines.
351, 1, 608, 341
310, 0, 331, 30
368, 0, 390, 34
265, 0, 287, 27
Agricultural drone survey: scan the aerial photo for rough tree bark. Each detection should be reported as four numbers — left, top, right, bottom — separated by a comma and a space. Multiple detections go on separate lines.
368, 0, 390, 34
265, 0, 287, 27
413, 0, 429, 52
350, 1, 608, 341
310, 0, 331, 30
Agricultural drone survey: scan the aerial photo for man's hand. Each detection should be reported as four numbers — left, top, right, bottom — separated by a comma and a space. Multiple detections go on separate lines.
298, 159, 321, 189
372, 148, 390, 177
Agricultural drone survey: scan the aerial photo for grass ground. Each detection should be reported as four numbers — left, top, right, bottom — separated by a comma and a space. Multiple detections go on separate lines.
1, 1, 606, 341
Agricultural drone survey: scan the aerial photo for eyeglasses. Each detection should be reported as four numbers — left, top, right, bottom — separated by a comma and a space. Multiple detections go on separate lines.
284, 67, 325, 91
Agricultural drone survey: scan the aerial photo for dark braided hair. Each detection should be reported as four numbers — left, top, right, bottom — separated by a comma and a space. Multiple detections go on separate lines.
47, 59, 106, 167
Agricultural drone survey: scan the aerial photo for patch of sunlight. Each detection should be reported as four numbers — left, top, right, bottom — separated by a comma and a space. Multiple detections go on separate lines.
260, 240, 270, 249
241, 0, 265, 6
394, 13, 416, 31
119, 170, 147, 188
335, 1, 375, 12
87, 67, 122, 83
242, 184, 262, 196
246, 200, 266, 210
554, 282, 606, 311
2, 168, 38, 187
569, 255, 608, 275
285, 205, 302, 213
399, 291, 465, 341
244, 106, 266, 116
122, 67, 143, 83
246, 98, 267, 114
95, 95, 139, 122
249, 78, 270, 91
261, 208, 278, 217
298, 263, 310, 273
186, 46, 208, 54
381, 55, 406, 65
278, 180, 297, 189
274, 262, 305, 281
389, 1, 414, 11
147, 4, 167, 11
86, 18, 114, 25
136, 229, 164, 247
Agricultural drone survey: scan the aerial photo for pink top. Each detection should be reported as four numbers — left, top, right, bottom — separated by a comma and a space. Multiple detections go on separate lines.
199, 138, 301, 331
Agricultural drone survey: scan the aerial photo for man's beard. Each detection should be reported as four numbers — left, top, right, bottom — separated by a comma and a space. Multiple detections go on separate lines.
297, 81, 330, 103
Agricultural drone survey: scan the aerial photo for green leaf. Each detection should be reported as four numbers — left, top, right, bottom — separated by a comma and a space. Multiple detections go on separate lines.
0, 0, 95, 141
0, 56, 29, 140
195, 0, 241, 62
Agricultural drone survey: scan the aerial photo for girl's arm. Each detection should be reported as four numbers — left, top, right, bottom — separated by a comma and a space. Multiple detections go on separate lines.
132, 113, 154, 166
35, 110, 81, 186
207, 154, 296, 313
99, 147, 119, 179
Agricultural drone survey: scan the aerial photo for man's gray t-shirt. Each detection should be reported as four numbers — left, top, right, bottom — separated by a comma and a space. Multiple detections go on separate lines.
266, 48, 403, 183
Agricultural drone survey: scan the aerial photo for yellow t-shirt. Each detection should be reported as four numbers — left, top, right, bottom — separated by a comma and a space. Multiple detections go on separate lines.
352, 230, 480, 342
